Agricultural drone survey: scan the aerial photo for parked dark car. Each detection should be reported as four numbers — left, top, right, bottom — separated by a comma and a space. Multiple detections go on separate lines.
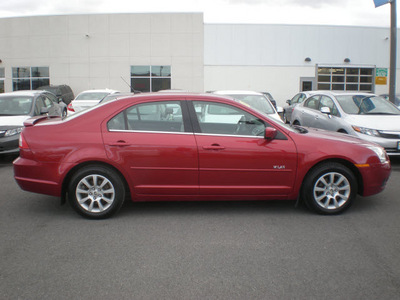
14, 93, 391, 219
0, 90, 65, 154
37, 85, 74, 105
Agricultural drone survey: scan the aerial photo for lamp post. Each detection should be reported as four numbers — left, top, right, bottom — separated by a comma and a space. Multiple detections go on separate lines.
389, 0, 397, 104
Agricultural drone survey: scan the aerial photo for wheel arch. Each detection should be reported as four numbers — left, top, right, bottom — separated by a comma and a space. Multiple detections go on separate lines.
299, 158, 363, 202
61, 161, 131, 205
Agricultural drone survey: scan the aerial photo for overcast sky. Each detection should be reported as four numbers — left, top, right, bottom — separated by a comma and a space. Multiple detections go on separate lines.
0, 0, 396, 27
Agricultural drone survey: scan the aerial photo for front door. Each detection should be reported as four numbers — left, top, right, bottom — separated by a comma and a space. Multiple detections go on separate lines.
191, 101, 297, 197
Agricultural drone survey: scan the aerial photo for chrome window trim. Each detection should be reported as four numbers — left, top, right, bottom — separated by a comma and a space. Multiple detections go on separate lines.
195, 133, 265, 139
108, 129, 192, 135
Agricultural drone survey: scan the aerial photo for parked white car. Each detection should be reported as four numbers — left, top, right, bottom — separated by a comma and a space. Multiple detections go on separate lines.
291, 91, 400, 156
67, 89, 120, 114
212, 90, 283, 123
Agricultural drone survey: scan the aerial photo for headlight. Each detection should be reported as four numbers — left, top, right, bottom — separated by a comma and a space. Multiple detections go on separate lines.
352, 126, 380, 137
4, 127, 23, 137
367, 145, 389, 164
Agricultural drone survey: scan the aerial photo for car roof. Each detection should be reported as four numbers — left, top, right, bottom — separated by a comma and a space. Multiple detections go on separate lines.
0, 90, 47, 97
310, 91, 376, 97
77, 89, 120, 95
213, 90, 264, 96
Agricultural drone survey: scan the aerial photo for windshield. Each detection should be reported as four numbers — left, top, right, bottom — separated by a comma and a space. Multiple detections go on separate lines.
227, 94, 275, 114
336, 95, 400, 115
0, 96, 33, 116
75, 92, 110, 101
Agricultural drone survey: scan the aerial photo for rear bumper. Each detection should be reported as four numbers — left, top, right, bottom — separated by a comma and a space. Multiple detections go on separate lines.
13, 157, 62, 197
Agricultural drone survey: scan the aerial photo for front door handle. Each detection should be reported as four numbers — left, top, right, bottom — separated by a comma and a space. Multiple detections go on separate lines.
203, 144, 225, 150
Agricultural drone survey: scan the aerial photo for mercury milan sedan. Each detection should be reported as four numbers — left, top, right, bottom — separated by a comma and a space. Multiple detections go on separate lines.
14, 93, 391, 219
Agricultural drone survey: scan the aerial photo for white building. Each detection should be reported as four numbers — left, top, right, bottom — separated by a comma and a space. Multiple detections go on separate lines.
0, 13, 399, 106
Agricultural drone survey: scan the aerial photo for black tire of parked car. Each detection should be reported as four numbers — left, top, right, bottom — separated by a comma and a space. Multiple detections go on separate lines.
302, 162, 358, 215
68, 165, 126, 219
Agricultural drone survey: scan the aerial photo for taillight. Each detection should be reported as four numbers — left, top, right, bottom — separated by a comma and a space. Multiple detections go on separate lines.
19, 133, 29, 149
67, 103, 75, 112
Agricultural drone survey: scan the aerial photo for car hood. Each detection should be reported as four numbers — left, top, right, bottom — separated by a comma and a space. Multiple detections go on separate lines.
345, 114, 400, 131
0, 115, 30, 127
293, 127, 372, 146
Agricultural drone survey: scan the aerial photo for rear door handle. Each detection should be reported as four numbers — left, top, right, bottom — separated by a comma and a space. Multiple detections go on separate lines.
108, 140, 131, 147
203, 144, 225, 150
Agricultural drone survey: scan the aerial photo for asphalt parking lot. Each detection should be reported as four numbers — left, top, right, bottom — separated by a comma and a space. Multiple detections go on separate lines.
1, 154, 400, 300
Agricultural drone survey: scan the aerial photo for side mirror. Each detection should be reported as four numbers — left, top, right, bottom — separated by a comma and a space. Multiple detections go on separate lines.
264, 127, 277, 140
320, 107, 331, 114
40, 107, 49, 115
286, 99, 291, 105
58, 97, 63, 103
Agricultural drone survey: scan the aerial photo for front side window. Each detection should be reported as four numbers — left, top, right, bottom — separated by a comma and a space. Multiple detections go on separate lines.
130, 66, 171, 92
12, 67, 50, 91
108, 101, 184, 132
193, 101, 267, 137
304, 96, 320, 110
319, 96, 339, 116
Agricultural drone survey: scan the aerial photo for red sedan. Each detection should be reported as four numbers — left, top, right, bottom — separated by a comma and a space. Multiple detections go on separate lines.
13, 93, 391, 219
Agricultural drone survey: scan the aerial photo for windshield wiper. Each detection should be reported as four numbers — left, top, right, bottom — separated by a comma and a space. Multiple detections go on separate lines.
293, 125, 308, 134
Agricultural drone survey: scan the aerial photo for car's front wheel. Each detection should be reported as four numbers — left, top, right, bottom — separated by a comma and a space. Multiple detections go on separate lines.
68, 165, 125, 219
302, 163, 357, 214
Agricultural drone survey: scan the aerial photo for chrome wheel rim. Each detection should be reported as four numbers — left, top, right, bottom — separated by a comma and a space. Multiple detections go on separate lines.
313, 172, 351, 210
76, 174, 115, 213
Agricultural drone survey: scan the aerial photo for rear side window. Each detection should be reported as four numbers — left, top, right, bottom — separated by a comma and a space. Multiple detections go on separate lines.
108, 101, 184, 133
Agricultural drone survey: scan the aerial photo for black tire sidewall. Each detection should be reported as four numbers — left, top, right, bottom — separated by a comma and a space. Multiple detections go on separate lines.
68, 165, 125, 219
302, 163, 357, 215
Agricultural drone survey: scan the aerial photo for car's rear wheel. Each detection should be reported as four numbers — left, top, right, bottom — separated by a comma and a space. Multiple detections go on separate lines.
68, 165, 125, 219
302, 163, 357, 215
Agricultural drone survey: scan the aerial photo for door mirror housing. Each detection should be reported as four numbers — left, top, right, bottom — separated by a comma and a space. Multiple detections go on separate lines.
264, 127, 277, 140
286, 99, 291, 105
320, 106, 331, 114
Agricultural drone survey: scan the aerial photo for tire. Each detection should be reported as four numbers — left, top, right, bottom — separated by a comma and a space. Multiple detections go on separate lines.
283, 112, 288, 124
302, 163, 357, 215
68, 165, 125, 219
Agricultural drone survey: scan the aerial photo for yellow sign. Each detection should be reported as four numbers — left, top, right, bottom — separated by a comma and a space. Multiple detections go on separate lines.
375, 77, 387, 85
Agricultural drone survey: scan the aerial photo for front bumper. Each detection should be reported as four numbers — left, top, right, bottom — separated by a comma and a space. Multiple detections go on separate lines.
0, 134, 20, 154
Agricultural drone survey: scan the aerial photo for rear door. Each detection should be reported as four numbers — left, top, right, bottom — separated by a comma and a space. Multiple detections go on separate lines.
102, 99, 199, 196
190, 100, 297, 197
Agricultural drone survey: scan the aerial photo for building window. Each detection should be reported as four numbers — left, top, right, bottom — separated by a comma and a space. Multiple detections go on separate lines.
130, 66, 171, 92
317, 67, 374, 92
12, 67, 50, 91
0, 68, 4, 93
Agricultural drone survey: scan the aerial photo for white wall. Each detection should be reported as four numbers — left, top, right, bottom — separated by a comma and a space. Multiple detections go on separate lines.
205, 66, 316, 106
204, 24, 400, 102
0, 13, 204, 94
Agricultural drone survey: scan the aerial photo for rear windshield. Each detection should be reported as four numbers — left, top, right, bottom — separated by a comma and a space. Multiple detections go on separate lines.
75, 92, 110, 101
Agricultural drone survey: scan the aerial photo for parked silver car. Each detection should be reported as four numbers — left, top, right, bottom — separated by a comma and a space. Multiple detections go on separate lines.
291, 91, 400, 156
283, 91, 318, 124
